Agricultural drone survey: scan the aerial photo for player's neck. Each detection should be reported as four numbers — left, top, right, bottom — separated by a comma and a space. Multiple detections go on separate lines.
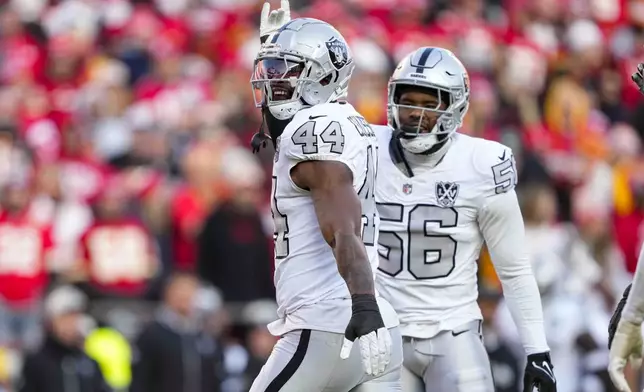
403, 138, 452, 169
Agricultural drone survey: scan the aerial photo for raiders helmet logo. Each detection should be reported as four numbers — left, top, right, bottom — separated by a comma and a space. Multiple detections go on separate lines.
325, 37, 349, 70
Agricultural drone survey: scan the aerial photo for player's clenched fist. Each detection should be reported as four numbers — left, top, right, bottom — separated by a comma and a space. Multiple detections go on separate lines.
340, 294, 392, 376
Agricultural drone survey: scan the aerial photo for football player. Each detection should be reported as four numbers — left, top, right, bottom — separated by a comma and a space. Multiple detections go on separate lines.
248, 3, 401, 392
372, 48, 556, 392
255, 2, 556, 390
606, 63, 644, 392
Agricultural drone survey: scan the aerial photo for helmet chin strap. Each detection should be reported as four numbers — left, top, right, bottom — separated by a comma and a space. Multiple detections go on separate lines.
251, 103, 292, 153
396, 123, 450, 156
390, 126, 452, 177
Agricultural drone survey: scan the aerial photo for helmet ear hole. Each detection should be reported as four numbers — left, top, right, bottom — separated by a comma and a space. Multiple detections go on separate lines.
439, 91, 451, 107
319, 73, 333, 86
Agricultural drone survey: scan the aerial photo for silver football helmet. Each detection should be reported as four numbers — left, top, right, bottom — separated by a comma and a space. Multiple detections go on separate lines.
250, 18, 355, 120
388, 47, 470, 154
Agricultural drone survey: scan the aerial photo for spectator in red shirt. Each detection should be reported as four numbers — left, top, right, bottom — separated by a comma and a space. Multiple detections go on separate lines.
171, 141, 231, 270
0, 179, 53, 350
76, 176, 159, 300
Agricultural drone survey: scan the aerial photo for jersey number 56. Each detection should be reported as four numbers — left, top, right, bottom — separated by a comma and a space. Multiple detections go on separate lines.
377, 204, 458, 280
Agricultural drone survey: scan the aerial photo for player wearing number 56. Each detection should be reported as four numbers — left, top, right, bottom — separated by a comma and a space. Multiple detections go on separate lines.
372, 47, 555, 391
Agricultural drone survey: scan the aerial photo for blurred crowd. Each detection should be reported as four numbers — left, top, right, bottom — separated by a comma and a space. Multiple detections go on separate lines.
0, 0, 642, 391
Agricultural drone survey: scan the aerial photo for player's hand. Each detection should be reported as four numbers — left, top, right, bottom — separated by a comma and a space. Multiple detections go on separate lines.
632, 63, 644, 95
340, 294, 392, 376
260, 0, 291, 42
523, 352, 556, 392
608, 319, 643, 392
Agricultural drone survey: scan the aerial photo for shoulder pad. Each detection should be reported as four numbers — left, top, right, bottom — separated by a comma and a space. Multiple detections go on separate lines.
372, 125, 394, 148
471, 138, 518, 196
280, 109, 374, 162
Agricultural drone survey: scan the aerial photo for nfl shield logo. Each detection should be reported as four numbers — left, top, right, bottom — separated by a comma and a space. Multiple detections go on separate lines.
435, 182, 459, 207
402, 183, 413, 195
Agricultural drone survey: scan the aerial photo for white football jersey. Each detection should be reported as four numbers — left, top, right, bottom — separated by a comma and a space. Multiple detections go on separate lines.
374, 126, 518, 339
268, 103, 398, 336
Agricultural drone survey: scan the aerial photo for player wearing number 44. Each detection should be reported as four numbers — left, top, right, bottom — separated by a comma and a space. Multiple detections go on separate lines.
373, 48, 557, 392
248, 4, 402, 392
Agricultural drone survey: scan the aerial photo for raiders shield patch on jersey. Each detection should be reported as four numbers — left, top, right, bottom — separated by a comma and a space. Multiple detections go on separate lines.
436, 181, 459, 207
325, 38, 349, 70
402, 183, 413, 195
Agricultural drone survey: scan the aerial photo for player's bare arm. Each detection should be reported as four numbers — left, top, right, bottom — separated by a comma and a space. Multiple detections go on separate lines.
291, 160, 374, 296
293, 158, 393, 376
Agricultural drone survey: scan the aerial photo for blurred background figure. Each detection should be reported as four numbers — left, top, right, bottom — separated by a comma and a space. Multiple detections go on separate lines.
238, 300, 279, 391
197, 146, 274, 306
0, 0, 641, 390
74, 173, 160, 301
18, 285, 109, 392
130, 272, 225, 392
0, 177, 52, 353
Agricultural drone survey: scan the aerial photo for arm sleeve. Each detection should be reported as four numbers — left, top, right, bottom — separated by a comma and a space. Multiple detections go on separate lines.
621, 246, 644, 324
479, 190, 550, 355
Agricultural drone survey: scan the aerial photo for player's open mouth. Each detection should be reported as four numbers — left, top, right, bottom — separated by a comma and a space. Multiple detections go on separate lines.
270, 84, 294, 101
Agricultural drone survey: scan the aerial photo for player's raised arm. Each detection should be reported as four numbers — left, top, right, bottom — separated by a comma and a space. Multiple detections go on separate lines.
475, 145, 556, 392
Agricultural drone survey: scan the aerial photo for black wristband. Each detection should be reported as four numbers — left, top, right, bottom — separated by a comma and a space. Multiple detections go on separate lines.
351, 294, 379, 314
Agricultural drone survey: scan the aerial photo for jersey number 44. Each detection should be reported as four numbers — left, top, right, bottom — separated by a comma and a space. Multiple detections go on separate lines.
271, 118, 378, 259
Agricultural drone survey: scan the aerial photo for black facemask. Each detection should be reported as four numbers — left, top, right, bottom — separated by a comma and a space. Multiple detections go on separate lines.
250, 104, 292, 153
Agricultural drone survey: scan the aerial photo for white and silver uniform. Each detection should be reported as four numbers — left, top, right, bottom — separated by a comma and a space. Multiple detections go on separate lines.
250, 17, 402, 392
250, 103, 401, 392
268, 103, 398, 337
373, 127, 549, 391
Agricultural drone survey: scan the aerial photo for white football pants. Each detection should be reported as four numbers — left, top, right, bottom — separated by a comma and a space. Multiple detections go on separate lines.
249, 327, 403, 392
402, 320, 495, 392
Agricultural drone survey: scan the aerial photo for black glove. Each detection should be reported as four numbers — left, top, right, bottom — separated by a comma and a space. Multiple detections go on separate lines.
524, 352, 557, 392
340, 294, 391, 376
632, 63, 644, 95
608, 283, 632, 349
344, 294, 385, 342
